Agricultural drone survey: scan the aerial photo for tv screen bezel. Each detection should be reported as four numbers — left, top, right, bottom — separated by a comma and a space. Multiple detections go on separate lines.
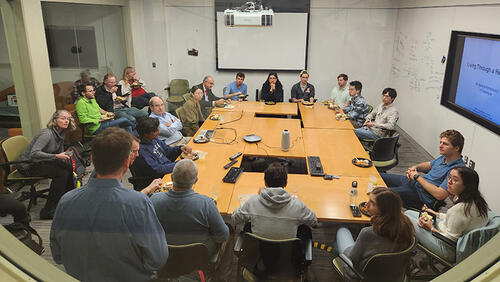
441, 30, 500, 135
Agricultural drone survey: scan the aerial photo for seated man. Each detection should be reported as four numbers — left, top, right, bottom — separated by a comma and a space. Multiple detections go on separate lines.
354, 88, 399, 140
131, 117, 192, 179
197, 76, 226, 118
232, 163, 317, 239
95, 74, 147, 123
73, 70, 99, 103
50, 128, 168, 282
224, 72, 247, 101
151, 159, 229, 255
291, 70, 315, 103
329, 73, 350, 108
343, 80, 368, 128
381, 129, 466, 209
149, 96, 189, 146
76, 83, 135, 134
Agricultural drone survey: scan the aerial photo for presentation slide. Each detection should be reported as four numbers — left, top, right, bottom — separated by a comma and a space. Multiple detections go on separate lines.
455, 37, 500, 126
216, 12, 308, 70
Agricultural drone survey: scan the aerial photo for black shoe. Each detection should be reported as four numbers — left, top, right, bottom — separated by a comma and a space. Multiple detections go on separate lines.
40, 208, 54, 220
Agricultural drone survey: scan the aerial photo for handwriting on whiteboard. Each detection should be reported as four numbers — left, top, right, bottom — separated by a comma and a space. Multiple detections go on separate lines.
391, 31, 444, 100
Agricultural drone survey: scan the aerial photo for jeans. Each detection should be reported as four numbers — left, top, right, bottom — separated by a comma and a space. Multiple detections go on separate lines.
96, 117, 135, 133
23, 160, 75, 213
336, 227, 356, 254
405, 210, 456, 262
131, 92, 156, 109
354, 127, 380, 140
115, 107, 148, 123
380, 173, 428, 209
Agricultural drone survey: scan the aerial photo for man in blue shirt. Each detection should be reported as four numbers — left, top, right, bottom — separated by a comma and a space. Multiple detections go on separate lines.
224, 72, 247, 101
381, 130, 466, 209
151, 159, 230, 279
131, 117, 193, 179
149, 96, 190, 146
50, 127, 168, 282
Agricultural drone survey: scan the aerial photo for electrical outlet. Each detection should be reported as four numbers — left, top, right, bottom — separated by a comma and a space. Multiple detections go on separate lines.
463, 155, 469, 164
469, 160, 475, 170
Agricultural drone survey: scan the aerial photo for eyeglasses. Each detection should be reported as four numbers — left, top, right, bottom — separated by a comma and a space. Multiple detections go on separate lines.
447, 175, 460, 184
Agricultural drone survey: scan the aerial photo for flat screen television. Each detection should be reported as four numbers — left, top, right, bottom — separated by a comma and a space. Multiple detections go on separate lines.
441, 30, 500, 135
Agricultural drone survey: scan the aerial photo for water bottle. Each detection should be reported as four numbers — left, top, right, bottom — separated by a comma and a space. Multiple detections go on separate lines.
281, 129, 290, 152
350, 181, 358, 206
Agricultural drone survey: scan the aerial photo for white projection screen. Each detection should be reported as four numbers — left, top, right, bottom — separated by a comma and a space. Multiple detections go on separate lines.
216, 12, 308, 70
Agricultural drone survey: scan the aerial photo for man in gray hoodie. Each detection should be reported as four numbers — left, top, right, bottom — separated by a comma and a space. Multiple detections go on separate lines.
232, 163, 317, 239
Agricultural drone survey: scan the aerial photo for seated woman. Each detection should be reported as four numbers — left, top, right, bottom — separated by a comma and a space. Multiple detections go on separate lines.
405, 167, 489, 262
118, 66, 156, 109
260, 72, 284, 103
17, 110, 76, 220
290, 70, 315, 103
336, 187, 414, 276
177, 86, 205, 137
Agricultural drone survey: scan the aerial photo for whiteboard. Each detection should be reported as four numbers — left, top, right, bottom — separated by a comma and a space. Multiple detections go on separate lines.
216, 12, 308, 70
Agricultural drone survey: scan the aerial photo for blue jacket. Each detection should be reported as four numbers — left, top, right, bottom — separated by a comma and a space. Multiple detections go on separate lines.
132, 138, 182, 178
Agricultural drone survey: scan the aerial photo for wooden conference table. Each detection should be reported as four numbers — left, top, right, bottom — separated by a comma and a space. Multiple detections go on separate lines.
163, 101, 384, 223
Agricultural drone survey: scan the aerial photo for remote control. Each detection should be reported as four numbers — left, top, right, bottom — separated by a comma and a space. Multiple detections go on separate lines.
350, 205, 362, 217
230, 152, 242, 160
224, 159, 238, 169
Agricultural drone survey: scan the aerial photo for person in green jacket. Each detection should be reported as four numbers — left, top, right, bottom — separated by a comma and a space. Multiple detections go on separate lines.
76, 83, 135, 134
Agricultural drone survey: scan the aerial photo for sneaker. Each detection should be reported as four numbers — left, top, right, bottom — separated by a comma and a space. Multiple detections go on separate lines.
40, 208, 54, 220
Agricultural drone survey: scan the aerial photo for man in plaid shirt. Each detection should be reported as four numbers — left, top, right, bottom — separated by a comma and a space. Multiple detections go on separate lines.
343, 80, 368, 127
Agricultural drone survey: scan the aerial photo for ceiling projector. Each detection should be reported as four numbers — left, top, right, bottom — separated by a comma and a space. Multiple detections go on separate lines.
223, 1, 273, 27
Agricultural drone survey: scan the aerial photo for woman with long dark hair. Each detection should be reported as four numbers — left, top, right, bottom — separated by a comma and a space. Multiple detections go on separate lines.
260, 72, 284, 102
17, 110, 77, 219
336, 187, 414, 274
405, 167, 488, 261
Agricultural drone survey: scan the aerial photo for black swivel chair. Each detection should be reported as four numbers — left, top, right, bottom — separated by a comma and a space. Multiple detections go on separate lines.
234, 231, 312, 281
156, 243, 217, 281
368, 134, 400, 172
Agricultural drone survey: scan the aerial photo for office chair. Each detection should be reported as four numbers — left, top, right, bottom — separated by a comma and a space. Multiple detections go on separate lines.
413, 211, 500, 280
367, 104, 374, 114
156, 243, 217, 281
166, 79, 189, 114
367, 134, 400, 172
234, 231, 312, 281
332, 237, 416, 282
182, 92, 191, 102
0, 136, 49, 211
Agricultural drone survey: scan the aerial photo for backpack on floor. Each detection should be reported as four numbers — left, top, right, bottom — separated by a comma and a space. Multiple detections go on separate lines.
65, 146, 87, 188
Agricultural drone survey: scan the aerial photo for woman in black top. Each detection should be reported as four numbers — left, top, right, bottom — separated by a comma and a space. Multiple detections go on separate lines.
260, 72, 283, 103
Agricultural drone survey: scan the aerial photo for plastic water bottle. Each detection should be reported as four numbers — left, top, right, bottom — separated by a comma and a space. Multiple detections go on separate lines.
350, 181, 358, 206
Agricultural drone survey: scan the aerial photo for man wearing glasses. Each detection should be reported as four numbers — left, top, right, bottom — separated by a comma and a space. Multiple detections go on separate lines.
381, 130, 466, 209
76, 83, 135, 134
95, 74, 148, 123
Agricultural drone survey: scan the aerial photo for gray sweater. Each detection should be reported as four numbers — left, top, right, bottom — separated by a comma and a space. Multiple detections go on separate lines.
231, 187, 317, 239
344, 227, 397, 274
17, 128, 64, 171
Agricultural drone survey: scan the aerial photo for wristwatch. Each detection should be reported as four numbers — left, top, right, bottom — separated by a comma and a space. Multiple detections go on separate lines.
414, 174, 420, 181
